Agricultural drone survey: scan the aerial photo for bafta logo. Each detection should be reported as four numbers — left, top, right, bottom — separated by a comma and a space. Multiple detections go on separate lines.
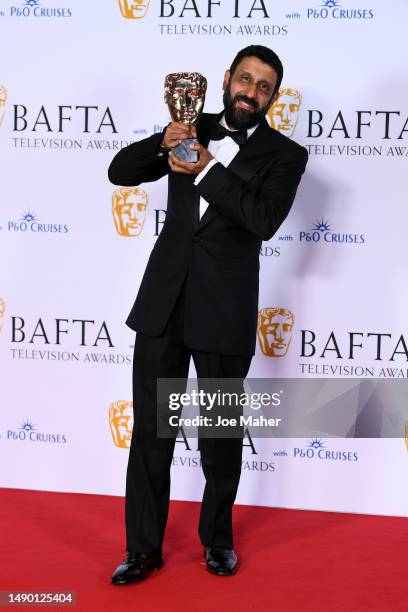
109, 401, 133, 449
405, 421, 408, 452
257, 308, 295, 357
118, 0, 150, 19
268, 88, 302, 137
112, 187, 148, 237
0, 298, 5, 333
0, 85, 7, 128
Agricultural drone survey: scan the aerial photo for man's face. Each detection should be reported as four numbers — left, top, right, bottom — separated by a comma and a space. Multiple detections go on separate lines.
223, 56, 279, 130
268, 89, 301, 136
165, 73, 206, 125
112, 187, 147, 237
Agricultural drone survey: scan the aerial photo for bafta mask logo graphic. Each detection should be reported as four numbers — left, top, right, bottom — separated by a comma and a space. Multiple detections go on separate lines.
164, 72, 207, 126
268, 88, 302, 137
0, 85, 7, 128
112, 187, 148, 237
257, 308, 295, 357
109, 401, 133, 449
405, 421, 408, 452
118, 0, 150, 19
0, 298, 5, 333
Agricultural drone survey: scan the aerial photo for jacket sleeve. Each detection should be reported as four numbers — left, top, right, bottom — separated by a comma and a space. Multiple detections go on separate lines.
194, 146, 308, 241
108, 132, 169, 186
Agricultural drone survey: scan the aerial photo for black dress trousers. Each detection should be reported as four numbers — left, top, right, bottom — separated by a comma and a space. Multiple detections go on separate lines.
125, 280, 252, 554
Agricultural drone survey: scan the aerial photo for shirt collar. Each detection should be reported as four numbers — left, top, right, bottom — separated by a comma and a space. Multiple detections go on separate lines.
220, 114, 258, 139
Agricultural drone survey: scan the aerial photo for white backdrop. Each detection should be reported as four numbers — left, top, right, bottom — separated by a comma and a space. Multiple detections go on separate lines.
1, 0, 407, 517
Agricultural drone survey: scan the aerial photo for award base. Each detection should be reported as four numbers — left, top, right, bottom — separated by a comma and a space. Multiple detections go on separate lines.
173, 138, 198, 163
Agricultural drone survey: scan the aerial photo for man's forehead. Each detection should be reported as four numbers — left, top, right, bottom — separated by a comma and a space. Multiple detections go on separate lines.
233, 57, 277, 83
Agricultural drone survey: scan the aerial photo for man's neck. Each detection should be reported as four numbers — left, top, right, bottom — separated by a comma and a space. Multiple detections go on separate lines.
220, 113, 259, 137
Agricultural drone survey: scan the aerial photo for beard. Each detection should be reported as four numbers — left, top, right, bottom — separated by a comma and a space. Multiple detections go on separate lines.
223, 83, 271, 130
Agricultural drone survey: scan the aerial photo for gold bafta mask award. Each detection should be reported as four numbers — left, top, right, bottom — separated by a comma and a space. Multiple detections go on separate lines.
109, 401, 134, 449
0, 298, 5, 333
164, 72, 207, 163
0, 85, 7, 128
268, 88, 302, 138
118, 0, 150, 19
257, 307, 295, 357
112, 187, 148, 237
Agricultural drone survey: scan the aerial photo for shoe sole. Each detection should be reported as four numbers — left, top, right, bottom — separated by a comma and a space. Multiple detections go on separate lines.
111, 558, 164, 585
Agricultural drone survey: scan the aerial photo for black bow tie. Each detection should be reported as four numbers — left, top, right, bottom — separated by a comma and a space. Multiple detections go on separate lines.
210, 123, 247, 147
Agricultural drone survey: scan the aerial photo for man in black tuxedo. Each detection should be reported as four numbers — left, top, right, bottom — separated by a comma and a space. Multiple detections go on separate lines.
109, 45, 308, 584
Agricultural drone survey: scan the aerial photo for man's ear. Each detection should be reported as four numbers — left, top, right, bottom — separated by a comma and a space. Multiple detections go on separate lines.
222, 69, 230, 92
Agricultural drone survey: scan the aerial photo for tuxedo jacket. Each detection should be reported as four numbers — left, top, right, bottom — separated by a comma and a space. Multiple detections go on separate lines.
108, 112, 308, 356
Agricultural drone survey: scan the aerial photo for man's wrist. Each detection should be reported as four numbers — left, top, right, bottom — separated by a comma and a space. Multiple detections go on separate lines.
157, 128, 170, 157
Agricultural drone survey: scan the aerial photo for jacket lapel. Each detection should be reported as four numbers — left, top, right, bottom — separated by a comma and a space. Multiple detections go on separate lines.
192, 113, 223, 229
227, 118, 274, 181
196, 115, 275, 231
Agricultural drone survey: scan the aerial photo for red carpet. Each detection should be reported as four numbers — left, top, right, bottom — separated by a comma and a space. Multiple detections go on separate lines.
0, 488, 406, 611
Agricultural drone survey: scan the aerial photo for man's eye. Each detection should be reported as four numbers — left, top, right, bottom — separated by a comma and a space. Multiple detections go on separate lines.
241, 75, 250, 82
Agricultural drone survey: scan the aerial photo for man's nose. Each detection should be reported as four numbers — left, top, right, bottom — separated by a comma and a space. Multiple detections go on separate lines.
245, 83, 257, 99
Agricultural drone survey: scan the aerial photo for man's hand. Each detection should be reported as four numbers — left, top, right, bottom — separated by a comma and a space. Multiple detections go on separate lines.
168, 144, 213, 175
162, 122, 196, 149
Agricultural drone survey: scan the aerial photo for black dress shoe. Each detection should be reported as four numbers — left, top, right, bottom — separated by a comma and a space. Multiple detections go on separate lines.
111, 551, 163, 585
204, 546, 238, 576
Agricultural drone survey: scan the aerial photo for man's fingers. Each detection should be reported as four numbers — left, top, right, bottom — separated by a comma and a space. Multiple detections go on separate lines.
163, 123, 192, 147
168, 129, 190, 139
167, 138, 182, 148
168, 152, 197, 174
167, 124, 191, 138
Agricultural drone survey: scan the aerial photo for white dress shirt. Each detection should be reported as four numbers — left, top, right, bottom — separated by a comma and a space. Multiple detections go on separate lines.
194, 115, 258, 220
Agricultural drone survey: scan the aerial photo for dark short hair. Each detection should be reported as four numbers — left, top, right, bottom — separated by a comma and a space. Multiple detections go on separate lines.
229, 45, 283, 95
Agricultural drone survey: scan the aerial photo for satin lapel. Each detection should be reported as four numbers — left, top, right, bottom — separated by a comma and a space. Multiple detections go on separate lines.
227, 118, 273, 181
197, 118, 274, 232
191, 113, 223, 230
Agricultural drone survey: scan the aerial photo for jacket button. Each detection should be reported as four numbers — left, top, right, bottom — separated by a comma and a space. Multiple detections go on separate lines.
193, 236, 201, 243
